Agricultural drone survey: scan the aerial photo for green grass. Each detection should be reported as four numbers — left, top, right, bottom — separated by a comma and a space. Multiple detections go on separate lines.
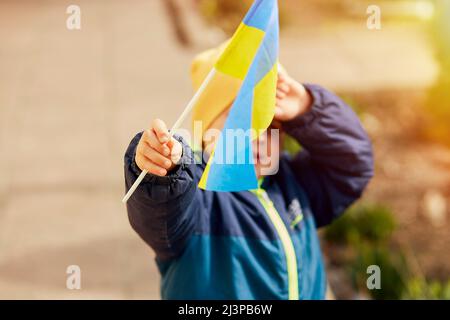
403, 278, 450, 299
350, 244, 409, 300
323, 203, 448, 299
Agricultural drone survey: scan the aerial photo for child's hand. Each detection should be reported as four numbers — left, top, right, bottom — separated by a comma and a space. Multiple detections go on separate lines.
135, 119, 183, 177
275, 69, 313, 122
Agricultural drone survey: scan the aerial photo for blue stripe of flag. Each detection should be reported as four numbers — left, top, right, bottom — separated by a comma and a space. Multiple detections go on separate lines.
205, 0, 279, 192
243, 0, 277, 32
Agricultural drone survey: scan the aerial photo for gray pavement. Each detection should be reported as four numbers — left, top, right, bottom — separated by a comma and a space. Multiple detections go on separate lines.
0, 0, 195, 299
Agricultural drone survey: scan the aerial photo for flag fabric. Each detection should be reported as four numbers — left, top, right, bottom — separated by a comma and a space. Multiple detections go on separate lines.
198, 0, 279, 192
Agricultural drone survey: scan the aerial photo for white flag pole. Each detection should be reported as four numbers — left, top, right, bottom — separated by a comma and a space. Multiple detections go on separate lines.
122, 69, 216, 204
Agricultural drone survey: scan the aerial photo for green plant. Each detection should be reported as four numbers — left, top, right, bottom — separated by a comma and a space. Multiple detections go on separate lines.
350, 243, 410, 300
324, 202, 450, 300
403, 278, 450, 300
324, 203, 419, 299
324, 204, 396, 245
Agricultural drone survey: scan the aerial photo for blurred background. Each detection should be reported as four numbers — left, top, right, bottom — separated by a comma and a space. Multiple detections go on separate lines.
0, 0, 448, 299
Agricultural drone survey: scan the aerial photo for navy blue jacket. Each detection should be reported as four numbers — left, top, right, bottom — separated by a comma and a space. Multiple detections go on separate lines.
124, 84, 374, 300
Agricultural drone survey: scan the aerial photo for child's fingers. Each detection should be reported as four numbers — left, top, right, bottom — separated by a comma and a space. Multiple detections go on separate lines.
152, 119, 170, 144
276, 89, 287, 99
137, 142, 173, 170
278, 70, 292, 85
278, 68, 288, 81
143, 130, 171, 157
167, 138, 183, 164
277, 82, 290, 94
274, 104, 292, 122
276, 98, 286, 108
136, 154, 168, 177
274, 106, 285, 119
277, 77, 286, 88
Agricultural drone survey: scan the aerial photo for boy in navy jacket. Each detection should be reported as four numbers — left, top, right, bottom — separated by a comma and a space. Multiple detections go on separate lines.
124, 47, 374, 300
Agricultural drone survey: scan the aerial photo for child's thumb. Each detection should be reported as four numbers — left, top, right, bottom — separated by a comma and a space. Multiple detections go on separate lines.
167, 138, 183, 164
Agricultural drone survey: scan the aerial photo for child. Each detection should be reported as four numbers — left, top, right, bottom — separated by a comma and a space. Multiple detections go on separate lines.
124, 45, 374, 300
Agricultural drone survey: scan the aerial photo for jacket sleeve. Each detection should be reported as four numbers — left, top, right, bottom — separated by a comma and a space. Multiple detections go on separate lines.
124, 132, 199, 261
283, 84, 374, 228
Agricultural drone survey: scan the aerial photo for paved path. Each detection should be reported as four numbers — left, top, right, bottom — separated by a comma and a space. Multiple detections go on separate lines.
0, 0, 196, 299
0, 0, 438, 299
281, 22, 438, 92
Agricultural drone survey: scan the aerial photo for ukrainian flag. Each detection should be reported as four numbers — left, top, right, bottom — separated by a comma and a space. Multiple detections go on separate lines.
198, 0, 279, 192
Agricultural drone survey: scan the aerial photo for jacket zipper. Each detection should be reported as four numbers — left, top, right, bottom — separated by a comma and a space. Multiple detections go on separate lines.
252, 188, 299, 300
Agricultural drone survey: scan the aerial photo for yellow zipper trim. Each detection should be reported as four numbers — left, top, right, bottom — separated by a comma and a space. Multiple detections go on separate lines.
290, 214, 303, 229
251, 188, 299, 300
